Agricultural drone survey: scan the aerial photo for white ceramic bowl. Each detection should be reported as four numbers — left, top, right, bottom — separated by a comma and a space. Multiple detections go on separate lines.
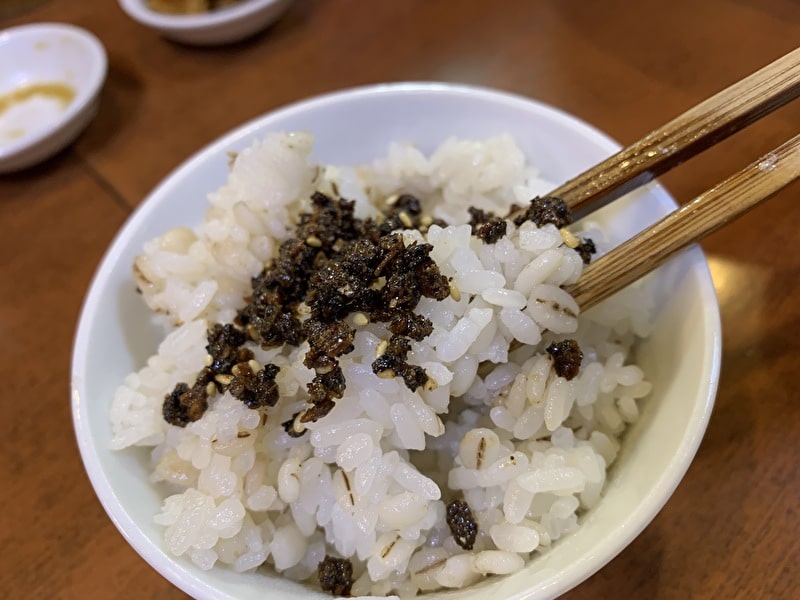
118, 0, 293, 45
72, 83, 721, 599
0, 23, 106, 173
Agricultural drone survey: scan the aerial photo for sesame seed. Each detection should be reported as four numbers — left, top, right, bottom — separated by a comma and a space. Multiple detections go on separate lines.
352, 312, 369, 326
295, 410, 310, 429
306, 235, 323, 248
231, 363, 249, 377
449, 282, 461, 301
559, 228, 580, 248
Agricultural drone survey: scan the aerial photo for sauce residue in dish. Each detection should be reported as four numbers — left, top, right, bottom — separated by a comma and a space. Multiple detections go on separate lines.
0, 82, 75, 115
0, 82, 76, 147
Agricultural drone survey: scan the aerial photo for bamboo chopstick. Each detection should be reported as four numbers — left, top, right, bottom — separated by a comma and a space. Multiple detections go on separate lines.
564, 133, 800, 311
513, 46, 800, 220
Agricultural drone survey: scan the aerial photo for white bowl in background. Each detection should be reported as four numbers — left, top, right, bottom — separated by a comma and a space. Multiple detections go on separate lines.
118, 0, 293, 45
72, 83, 721, 599
0, 23, 107, 173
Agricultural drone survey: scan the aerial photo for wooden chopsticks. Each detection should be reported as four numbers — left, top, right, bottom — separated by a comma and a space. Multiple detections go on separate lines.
543, 46, 800, 219
524, 46, 800, 311
565, 133, 800, 310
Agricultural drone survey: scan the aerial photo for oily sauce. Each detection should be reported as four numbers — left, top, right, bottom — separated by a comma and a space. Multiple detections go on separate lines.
0, 82, 75, 116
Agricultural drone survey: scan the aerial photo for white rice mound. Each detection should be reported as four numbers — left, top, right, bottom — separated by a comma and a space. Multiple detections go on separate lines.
111, 132, 654, 597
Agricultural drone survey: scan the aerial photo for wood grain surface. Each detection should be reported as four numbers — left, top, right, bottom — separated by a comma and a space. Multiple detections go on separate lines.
1, 1, 798, 598
568, 134, 800, 310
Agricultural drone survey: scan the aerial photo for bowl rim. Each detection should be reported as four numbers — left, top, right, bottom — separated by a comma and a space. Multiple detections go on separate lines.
71, 81, 721, 600
0, 22, 107, 161
118, 0, 288, 30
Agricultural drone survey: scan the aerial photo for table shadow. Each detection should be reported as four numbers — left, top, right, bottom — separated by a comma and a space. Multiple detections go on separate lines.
76, 55, 145, 162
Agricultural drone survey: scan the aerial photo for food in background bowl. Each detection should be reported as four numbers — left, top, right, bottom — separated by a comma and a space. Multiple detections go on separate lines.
72, 83, 720, 600
147, 0, 242, 15
118, 0, 293, 45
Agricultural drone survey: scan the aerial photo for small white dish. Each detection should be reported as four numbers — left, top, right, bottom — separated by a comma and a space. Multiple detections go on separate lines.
118, 0, 293, 45
0, 23, 107, 174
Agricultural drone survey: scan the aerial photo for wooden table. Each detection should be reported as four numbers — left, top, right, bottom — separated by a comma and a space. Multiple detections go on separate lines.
2, 1, 798, 598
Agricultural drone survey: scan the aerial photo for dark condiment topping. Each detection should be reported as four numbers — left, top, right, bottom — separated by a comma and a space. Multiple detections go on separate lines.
237, 191, 366, 349
287, 194, 449, 420
163, 323, 270, 427
546, 339, 583, 380
161, 189, 591, 427
162, 382, 208, 427
317, 555, 354, 597
393, 193, 422, 215
382, 193, 447, 235
387, 312, 434, 341
206, 323, 250, 374
467, 206, 492, 227
575, 237, 597, 264
372, 335, 429, 392
164, 191, 450, 427
446, 499, 478, 550
303, 319, 356, 372
468, 206, 508, 244
228, 363, 280, 409
512, 195, 573, 229
478, 218, 508, 244
304, 365, 347, 422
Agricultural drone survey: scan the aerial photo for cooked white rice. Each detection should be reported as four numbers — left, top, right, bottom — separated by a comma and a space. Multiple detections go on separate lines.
112, 132, 654, 597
